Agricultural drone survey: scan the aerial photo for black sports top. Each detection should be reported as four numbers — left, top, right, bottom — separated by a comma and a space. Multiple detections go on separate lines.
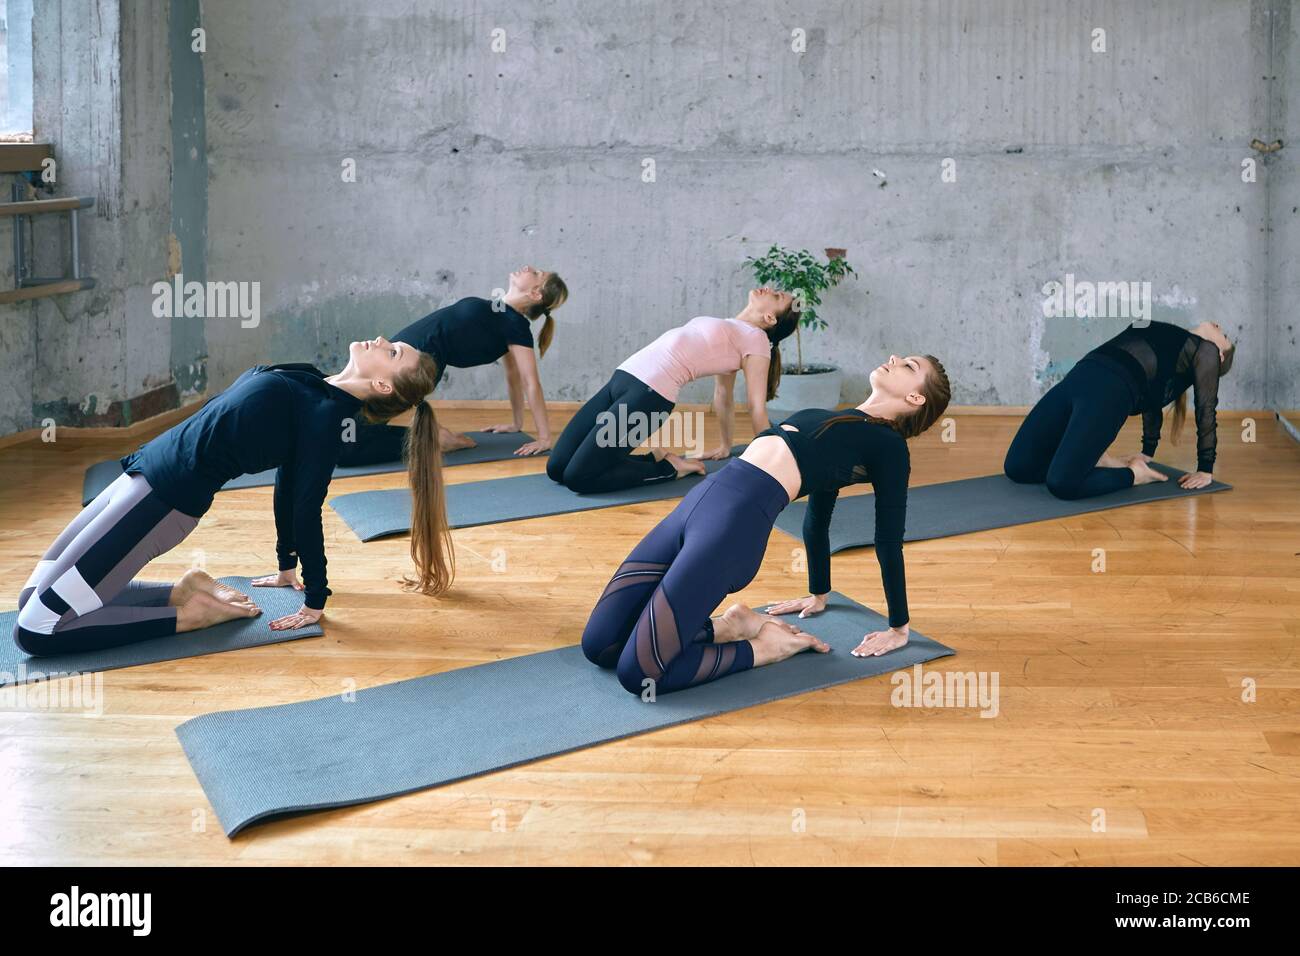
393, 296, 534, 369
1083, 321, 1222, 473
756, 408, 910, 627
121, 364, 362, 610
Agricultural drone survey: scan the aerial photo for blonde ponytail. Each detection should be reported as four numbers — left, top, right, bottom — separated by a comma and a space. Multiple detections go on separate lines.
537, 312, 555, 358
526, 272, 567, 358
362, 349, 454, 597
404, 401, 454, 596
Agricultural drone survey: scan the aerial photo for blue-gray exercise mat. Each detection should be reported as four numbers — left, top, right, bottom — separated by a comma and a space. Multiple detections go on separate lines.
80, 431, 541, 505
0, 577, 323, 687
774, 463, 1231, 554
176, 591, 955, 837
330, 445, 748, 541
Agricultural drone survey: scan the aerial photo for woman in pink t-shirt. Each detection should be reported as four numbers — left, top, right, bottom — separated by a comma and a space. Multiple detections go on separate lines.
547, 287, 800, 494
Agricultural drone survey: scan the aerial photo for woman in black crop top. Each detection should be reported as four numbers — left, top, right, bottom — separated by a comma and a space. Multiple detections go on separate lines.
12, 338, 455, 658
579, 354, 951, 697
1005, 321, 1235, 500
338, 266, 568, 466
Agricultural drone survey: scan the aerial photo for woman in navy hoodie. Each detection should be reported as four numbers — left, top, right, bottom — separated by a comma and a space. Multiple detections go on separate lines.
12, 336, 454, 656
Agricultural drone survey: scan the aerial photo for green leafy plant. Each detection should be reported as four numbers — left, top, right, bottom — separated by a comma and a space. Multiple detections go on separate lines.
745, 245, 857, 374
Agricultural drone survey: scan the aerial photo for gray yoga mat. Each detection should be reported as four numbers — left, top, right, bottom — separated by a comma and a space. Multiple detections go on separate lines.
0, 576, 323, 687
331, 446, 748, 541
176, 591, 955, 836
1278, 411, 1300, 447
80, 431, 540, 505
774, 463, 1232, 554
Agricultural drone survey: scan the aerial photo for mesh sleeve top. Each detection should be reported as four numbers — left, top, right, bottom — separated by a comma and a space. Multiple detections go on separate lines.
1085, 321, 1222, 473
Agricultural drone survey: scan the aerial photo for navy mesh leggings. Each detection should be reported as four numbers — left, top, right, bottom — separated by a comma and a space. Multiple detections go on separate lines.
581, 458, 790, 696
1004, 357, 1137, 500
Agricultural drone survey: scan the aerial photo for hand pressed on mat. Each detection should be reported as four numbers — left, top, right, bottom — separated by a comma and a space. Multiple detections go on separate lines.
251, 569, 322, 631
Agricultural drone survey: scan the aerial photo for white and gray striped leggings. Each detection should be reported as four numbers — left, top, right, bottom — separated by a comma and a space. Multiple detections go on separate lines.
13, 472, 200, 657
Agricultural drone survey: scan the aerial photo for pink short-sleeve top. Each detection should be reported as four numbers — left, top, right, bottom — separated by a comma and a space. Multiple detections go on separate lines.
616, 316, 772, 403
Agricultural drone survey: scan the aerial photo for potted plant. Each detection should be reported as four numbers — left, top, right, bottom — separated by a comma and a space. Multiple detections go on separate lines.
743, 244, 857, 418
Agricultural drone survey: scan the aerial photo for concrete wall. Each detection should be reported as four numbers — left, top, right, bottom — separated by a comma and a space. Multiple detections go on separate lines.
0, 0, 205, 437
198, 0, 1290, 410
0, 1, 1293, 437
169, 0, 207, 399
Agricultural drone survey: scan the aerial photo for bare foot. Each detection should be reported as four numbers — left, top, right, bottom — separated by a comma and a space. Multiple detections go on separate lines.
170, 568, 252, 607
1129, 458, 1168, 486
715, 603, 795, 642
664, 452, 706, 479
1095, 452, 1126, 469
176, 591, 261, 632
750, 620, 831, 666
441, 432, 478, 452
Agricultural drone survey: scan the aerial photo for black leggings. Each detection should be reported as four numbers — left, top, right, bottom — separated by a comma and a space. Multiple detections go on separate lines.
547, 370, 677, 493
581, 458, 789, 696
1004, 358, 1137, 500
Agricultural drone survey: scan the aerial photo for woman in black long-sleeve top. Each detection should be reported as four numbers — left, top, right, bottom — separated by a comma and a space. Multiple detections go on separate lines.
12, 337, 452, 657
1005, 320, 1235, 499
579, 354, 951, 696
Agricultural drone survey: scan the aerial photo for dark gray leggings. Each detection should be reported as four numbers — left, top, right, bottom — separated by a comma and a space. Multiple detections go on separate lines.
547, 370, 677, 493
13, 473, 199, 656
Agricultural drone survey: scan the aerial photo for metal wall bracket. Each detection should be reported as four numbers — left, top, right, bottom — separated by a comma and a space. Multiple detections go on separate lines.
0, 185, 98, 304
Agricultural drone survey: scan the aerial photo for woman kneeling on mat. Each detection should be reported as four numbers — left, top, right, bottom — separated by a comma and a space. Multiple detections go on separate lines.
547, 287, 798, 494
338, 265, 567, 464
11, 337, 453, 657
581, 353, 951, 696
1004, 320, 1235, 500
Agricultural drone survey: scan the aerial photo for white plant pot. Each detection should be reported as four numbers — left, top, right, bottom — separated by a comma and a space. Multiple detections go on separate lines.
738, 365, 844, 423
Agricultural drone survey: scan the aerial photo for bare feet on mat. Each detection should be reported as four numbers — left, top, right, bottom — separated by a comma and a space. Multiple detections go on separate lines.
1095, 451, 1126, 469
1129, 458, 1168, 486
442, 431, 478, 452
665, 452, 706, 479
715, 603, 798, 642
750, 620, 830, 666
171, 568, 252, 607
176, 591, 260, 632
